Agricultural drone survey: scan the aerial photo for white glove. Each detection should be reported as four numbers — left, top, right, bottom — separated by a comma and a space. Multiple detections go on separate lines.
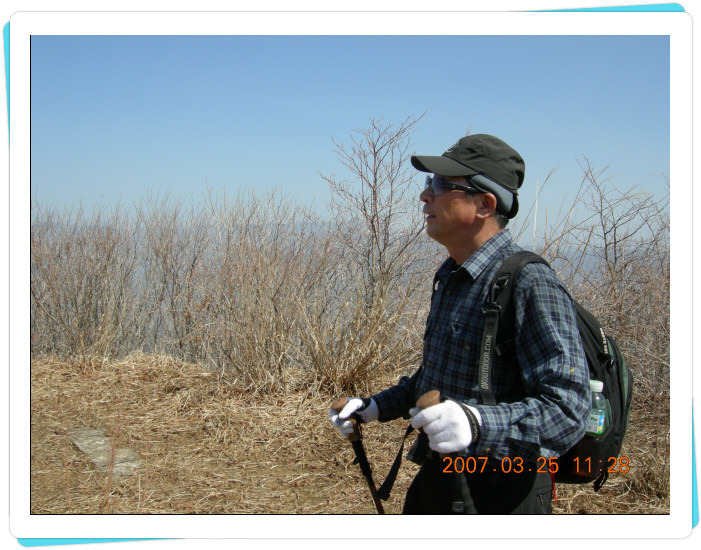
329, 398, 379, 438
410, 400, 475, 454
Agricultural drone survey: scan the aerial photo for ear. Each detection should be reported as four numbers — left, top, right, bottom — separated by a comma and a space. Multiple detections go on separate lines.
474, 192, 498, 220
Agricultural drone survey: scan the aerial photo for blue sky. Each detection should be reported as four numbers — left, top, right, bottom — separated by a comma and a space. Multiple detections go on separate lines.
30, 34, 670, 233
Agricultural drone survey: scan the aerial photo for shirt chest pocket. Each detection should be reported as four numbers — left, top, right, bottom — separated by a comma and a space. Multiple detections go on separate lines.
441, 321, 481, 376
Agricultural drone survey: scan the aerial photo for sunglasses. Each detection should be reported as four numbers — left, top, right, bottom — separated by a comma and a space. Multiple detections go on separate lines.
424, 175, 481, 196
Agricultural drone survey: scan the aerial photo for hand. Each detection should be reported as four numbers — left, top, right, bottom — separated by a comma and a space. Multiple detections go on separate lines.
329, 397, 379, 438
410, 400, 473, 454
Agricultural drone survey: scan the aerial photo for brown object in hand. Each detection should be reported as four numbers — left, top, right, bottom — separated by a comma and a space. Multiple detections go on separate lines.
416, 389, 441, 409
416, 389, 446, 459
331, 397, 361, 441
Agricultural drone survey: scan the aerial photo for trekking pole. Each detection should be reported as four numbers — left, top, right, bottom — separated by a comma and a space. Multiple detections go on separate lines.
331, 398, 385, 514
416, 390, 477, 514
416, 389, 441, 410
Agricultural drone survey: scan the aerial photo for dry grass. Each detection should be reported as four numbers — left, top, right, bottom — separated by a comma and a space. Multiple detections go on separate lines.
30, 353, 419, 514
31, 352, 668, 515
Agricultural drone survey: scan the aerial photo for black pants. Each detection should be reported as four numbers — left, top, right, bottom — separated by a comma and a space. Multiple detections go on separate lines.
403, 456, 553, 514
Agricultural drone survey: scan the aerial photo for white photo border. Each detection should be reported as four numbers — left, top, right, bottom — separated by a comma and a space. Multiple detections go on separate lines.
9, 9, 693, 540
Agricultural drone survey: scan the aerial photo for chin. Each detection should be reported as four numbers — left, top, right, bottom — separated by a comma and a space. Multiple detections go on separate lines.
425, 226, 442, 242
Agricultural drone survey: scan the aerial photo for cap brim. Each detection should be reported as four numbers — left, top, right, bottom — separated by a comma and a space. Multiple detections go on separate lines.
411, 155, 479, 176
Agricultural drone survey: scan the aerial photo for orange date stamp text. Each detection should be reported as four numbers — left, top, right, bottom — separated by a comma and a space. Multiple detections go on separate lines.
441, 455, 631, 475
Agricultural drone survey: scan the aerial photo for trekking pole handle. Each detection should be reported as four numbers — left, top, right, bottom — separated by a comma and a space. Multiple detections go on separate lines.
331, 397, 362, 442
416, 389, 441, 409
416, 390, 447, 458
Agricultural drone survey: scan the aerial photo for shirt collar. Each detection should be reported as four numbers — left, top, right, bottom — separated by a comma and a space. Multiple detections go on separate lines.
434, 230, 513, 284
460, 229, 513, 280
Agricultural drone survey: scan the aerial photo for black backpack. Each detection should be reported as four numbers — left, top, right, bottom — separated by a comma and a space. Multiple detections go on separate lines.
481, 250, 634, 491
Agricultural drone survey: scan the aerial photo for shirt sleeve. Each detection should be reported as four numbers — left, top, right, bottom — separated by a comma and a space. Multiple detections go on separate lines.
472, 264, 592, 461
371, 372, 418, 422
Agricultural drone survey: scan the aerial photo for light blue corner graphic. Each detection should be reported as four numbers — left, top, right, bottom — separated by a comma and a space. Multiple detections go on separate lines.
18, 540, 163, 548
694, 410, 699, 527
544, 3, 685, 11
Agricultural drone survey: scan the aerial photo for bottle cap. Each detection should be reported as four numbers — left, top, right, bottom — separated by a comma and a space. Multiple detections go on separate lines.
589, 379, 604, 393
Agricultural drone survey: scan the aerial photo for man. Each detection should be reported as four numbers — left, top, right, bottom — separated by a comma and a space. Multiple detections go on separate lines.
329, 133, 591, 514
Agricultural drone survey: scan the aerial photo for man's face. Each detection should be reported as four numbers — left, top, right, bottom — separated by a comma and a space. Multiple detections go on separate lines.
420, 175, 480, 247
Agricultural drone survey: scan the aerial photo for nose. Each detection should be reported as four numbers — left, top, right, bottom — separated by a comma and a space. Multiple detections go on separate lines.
420, 185, 433, 203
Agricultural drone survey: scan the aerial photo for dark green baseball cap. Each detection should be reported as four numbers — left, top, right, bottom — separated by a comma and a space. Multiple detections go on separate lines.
411, 134, 525, 218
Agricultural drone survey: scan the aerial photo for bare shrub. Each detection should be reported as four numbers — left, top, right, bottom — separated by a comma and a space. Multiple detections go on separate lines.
308, 115, 435, 393
532, 160, 670, 401
30, 202, 145, 361
191, 188, 328, 393
298, 274, 422, 396
136, 192, 213, 363
321, 115, 428, 306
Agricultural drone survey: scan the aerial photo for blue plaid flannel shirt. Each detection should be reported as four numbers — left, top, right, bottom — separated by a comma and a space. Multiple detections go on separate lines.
372, 230, 590, 461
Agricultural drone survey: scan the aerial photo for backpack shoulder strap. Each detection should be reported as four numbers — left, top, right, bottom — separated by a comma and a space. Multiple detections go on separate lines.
479, 251, 550, 405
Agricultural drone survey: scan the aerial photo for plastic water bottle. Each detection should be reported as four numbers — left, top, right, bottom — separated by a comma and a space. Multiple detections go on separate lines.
586, 380, 609, 436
